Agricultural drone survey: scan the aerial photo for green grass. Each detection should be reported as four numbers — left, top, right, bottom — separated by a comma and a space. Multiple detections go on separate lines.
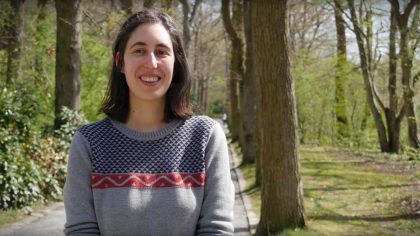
0, 209, 26, 226
0, 200, 60, 227
239, 146, 420, 236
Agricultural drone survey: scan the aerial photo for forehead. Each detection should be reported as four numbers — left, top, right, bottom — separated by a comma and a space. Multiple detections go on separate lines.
126, 23, 173, 49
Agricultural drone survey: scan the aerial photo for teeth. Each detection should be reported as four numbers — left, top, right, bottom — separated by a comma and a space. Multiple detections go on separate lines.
141, 76, 159, 82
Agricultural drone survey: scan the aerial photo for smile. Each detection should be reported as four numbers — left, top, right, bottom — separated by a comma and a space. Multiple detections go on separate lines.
140, 75, 161, 83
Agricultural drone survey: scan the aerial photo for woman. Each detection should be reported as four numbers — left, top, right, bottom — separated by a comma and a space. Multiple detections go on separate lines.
63, 10, 234, 236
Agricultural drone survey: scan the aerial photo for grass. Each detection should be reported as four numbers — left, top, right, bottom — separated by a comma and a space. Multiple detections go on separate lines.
0, 209, 26, 226
0, 200, 60, 227
238, 146, 420, 236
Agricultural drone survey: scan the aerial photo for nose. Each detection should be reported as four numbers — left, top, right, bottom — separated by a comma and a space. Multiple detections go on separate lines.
144, 52, 158, 68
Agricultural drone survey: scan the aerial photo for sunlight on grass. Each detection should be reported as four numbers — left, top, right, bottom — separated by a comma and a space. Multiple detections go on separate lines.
0, 209, 25, 226
239, 147, 420, 235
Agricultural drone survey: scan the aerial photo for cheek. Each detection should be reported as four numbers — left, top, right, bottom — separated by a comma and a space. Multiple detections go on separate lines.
165, 59, 175, 75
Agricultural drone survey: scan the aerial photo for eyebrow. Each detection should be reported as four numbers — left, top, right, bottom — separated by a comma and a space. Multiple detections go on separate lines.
129, 41, 172, 50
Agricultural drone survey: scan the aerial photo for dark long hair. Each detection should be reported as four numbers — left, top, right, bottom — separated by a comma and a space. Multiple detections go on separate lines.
100, 10, 193, 122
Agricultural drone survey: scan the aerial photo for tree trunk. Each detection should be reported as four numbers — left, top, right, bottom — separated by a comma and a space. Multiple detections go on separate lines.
333, 0, 349, 142
252, 0, 307, 234
389, 0, 420, 150
179, 0, 203, 56
240, 0, 257, 164
35, 0, 48, 74
6, 0, 25, 86
392, 0, 420, 149
347, 0, 390, 152
221, 0, 244, 143
54, 0, 82, 129
387, 5, 401, 153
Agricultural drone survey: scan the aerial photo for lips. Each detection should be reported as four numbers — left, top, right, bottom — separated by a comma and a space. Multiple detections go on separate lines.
139, 74, 161, 84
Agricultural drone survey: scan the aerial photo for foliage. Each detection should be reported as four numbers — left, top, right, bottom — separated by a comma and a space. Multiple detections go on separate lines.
0, 88, 86, 209
207, 99, 225, 118
0, 2, 13, 34
20, 3, 57, 129
80, 20, 111, 122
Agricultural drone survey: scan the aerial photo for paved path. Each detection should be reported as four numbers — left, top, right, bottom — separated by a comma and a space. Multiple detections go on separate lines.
230, 149, 252, 236
0, 203, 65, 236
0, 123, 253, 236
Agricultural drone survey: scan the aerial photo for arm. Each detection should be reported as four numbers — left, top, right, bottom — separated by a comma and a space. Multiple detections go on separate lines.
197, 122, 235, 235
63, 131, 100, 235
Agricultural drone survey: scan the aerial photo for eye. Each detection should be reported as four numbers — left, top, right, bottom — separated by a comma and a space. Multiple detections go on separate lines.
133, 48, 146, 55
155, 49, 170, 57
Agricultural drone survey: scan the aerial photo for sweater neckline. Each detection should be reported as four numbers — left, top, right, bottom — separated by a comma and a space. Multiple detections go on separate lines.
110, 118, 182, 141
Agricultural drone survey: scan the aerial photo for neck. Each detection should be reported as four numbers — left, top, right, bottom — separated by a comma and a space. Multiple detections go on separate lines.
125, 97, 167, 132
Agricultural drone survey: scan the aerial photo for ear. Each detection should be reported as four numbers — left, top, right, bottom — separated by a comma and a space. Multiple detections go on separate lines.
115, 52, 124, 74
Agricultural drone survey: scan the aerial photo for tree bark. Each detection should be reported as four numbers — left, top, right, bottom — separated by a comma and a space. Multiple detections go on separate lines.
386, 4, 401, 153
6, 0, 25, 85
390, 0, 420, 149
333, 0, 349, 142
241, 0, 257, 165
54, 0, 82, 129
35, 0, 48, 74
221, 0, 244, 143
252, 0, 307, 234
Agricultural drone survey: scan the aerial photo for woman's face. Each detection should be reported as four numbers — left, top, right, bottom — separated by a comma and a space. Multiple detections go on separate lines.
121, 23, 175, 105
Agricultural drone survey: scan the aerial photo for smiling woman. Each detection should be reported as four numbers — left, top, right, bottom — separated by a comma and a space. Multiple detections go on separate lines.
63, 10, 234, 236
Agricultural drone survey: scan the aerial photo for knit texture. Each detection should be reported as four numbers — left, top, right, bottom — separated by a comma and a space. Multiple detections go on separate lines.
79, 117, 213, 190
64, 116, 235, 236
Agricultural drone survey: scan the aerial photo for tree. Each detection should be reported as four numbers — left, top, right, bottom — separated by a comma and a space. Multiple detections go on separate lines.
333, 0, 350, 142
221, 0, 244, 143
251, 0, 307, 234
178, 0, 202, 55
389, 0, 420, 149
54, 0, 82, 129
243, 0, 258, 167
6, 0, 25, 85
35, 0, 48, 74
346, 0, 419, 152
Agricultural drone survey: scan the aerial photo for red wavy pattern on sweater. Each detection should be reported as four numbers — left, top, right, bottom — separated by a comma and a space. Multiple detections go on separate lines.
91, 173, 206, 189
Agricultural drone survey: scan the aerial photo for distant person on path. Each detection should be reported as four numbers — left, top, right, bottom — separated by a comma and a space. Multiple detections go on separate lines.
63, 10, 234, 236
222, 113, 227, 126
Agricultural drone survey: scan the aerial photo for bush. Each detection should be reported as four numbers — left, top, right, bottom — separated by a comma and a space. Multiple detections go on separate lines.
0, 88, 86, 209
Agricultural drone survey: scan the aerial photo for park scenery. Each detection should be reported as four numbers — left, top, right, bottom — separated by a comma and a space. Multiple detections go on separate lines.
0, 0, 419, 235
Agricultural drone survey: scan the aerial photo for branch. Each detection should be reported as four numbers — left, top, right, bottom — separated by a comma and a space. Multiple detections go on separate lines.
402, 0, 419, 26
388, 0, 402, 28
372, 79, 386, 112
409, 2, 420, 52
336, 0, 368, 39
221, 0, 240, 43
389, 0, 419, 28
189, 0, 203, 24
82, 9, 101, 29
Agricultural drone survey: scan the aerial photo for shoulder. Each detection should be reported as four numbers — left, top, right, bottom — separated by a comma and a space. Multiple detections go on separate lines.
184, 115, 217, 130
77, 118, 111, 134
77, 118, 112, 139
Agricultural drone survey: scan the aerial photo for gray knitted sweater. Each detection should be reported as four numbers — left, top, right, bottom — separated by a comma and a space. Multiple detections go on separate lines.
63, 116, 234, 236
